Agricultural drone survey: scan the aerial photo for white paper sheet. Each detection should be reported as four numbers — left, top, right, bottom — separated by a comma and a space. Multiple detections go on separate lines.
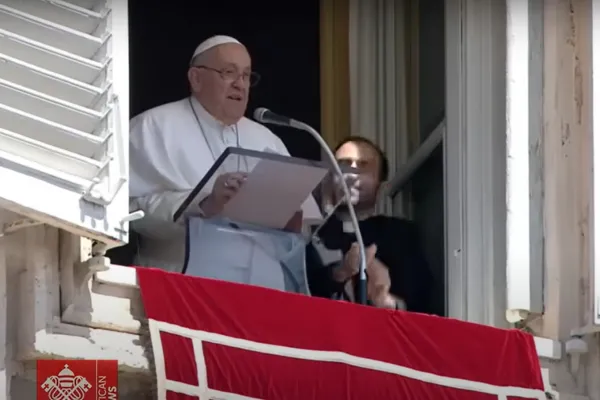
221, 156, 328, 229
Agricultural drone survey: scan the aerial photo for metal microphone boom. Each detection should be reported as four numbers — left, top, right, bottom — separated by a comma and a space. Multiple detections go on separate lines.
253, 107, 369, 305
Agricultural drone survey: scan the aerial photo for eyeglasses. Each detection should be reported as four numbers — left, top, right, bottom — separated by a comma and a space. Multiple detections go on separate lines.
194, 65, 261, 87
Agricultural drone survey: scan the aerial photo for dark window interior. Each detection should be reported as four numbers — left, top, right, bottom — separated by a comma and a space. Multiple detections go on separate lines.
127, 0, 321, 160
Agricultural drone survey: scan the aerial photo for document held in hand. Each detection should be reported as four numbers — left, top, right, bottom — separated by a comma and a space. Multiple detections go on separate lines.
174, 147, 327, 229
222, 154, 326, 229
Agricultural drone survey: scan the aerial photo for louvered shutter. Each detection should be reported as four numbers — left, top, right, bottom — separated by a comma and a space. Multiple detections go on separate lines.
0, 0, 130, 245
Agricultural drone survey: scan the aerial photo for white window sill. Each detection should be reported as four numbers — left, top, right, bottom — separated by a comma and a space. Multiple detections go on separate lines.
534, 336, 562, 360
95, 263, 138, 287
28, 319, 150, 374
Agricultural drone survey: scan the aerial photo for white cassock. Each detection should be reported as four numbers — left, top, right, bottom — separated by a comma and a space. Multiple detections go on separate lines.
129, 96, 321, 289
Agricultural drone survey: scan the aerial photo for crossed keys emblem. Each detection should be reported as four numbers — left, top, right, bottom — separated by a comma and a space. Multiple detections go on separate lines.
40, 364, 92, 400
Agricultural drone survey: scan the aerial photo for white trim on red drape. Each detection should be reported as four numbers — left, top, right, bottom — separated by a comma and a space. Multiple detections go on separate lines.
148, 318, 547, 400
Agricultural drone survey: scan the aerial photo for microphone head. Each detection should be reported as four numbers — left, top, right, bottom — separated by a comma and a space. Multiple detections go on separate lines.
253, 107, 269, 122
253, 107, 293, 127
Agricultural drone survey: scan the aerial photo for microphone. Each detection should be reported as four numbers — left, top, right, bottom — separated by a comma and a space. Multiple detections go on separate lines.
254, 107, 369, 305
253, 108, 293, 127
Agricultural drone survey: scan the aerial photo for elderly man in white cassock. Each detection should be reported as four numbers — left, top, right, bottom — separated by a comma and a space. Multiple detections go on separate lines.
129, 35, 321, 289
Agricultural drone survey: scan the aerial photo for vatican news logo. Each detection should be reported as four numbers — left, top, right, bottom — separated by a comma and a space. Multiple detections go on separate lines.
37, 359, 118, 400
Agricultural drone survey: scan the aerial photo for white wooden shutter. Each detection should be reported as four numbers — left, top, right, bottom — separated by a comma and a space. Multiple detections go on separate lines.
0, 0, 130, 245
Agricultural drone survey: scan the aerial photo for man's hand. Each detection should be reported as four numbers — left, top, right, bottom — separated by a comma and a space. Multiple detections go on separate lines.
367, 258, 392, 307
333, 173, 361, 205
200, 172, 247, 217
371, 290, 405, 310
333, 243, 377, 283
367, 258, 405, 310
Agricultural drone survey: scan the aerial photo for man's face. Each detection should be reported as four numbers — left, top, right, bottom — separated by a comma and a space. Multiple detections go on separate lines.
334, 141, 382, 207
188, 43, 252, 125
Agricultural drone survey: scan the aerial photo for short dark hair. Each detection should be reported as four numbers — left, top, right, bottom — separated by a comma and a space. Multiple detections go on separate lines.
334, 136, 389, 181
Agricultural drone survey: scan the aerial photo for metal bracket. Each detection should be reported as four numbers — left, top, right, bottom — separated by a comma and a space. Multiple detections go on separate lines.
120, 210, 145, 225
570, 325, 600, 337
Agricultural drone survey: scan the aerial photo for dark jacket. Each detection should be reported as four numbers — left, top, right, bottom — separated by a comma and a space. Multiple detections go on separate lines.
306, 215, 433, 314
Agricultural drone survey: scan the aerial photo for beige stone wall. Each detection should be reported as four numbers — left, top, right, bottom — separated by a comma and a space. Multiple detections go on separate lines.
533, 0, 600, 398
539, 0, 593, 342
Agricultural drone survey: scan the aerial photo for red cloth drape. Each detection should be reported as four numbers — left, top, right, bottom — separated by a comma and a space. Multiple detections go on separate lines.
137, 267, 545, 400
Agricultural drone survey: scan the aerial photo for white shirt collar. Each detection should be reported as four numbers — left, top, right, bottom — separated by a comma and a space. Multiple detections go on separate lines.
322, 203, 375, 233
342, 220, 355, 233
340, 210, 375, 233
189, 96, 235, 132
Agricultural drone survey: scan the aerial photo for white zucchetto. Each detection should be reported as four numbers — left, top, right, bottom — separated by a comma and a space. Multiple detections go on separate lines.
190, 35, 242, 64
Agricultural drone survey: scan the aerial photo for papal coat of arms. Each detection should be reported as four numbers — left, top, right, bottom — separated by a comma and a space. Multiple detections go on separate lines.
40, 364, 93, 400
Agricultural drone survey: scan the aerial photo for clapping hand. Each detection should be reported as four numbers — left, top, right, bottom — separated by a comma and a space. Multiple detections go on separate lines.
333, 243, 377, 283
332, 242, 405, 310
367, 258, 404, 309
333, 173, 361, 205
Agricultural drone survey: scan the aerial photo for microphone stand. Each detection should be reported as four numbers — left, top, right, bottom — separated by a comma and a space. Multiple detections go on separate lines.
288, 120, 368, 305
